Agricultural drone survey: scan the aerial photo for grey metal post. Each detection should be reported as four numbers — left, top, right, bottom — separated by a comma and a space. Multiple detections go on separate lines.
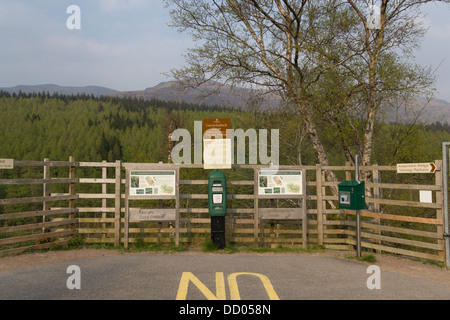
355, 155, 361, 257
442, 143, 450, 267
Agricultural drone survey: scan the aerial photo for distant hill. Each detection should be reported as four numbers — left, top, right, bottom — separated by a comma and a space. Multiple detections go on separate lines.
111, 81, 281, 110
0, 84, 118, 97
414, 98, 450, 124
112, 81, 450, 123
381, 97, 450, 124
2, 82, 448, 123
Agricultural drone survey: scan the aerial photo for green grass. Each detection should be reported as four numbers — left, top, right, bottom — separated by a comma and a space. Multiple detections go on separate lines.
346, 253, 377, 263
129, 240, 187, 253
244, 244, 325, 254
412, 257, 445, 268
202, 238, 219, 252
200, 238, 323, 254
68, 234, 84, 248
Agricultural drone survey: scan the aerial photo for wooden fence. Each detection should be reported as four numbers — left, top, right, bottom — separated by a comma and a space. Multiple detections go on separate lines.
0, 158, 78, 255
0, 158, 446, 264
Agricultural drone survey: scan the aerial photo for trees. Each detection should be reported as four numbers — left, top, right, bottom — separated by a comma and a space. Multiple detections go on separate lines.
164, 0, 447, 188
327, 1, 440, 169
165, 0, 334, 172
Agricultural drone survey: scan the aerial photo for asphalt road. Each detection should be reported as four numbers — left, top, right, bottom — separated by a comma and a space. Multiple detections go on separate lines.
1, 253, 450, 301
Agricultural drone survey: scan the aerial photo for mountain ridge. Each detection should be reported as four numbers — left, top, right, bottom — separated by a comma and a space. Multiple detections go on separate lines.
111, 80, 281, 110
2, 82, 449, 123
112, 81, 450, 123
0, 84, 118, 97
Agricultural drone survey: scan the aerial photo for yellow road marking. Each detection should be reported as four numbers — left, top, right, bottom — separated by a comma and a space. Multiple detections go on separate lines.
228, 272, 280, 300
176, 272, 279, 300
176, 272, 226, 300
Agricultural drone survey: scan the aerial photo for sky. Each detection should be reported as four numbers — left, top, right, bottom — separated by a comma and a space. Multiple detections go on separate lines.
1, 0, 450, 101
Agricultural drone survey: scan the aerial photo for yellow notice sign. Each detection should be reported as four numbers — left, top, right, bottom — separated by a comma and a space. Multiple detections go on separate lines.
0, 159, 14, 169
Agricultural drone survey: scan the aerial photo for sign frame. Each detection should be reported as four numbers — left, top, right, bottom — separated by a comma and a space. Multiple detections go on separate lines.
254, 167, 308, 248
123, 164, 180, 249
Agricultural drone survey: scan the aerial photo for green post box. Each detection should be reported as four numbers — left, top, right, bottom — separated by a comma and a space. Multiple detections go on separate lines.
208, 170, 227, 249
338, 180, 365, 210
208, 170, 227, 217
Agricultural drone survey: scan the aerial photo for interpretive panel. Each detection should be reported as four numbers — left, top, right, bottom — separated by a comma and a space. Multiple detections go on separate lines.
129, 170, 176, 197
258, 170, 303, 196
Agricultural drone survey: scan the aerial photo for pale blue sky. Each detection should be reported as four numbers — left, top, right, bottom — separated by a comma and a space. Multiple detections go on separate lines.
1, 0, 450, 101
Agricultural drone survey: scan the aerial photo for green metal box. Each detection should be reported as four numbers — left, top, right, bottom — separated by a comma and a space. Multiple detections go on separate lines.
208, 170, 227, 217
338, 180, 365, 210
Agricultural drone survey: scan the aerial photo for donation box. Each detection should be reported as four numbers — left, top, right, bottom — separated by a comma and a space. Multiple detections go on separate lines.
208, 170, 227, 217
338, 180, 365, 210
208, 170, 227, 249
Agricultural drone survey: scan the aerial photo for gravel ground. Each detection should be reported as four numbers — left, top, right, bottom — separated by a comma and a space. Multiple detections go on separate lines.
1, 248, 449, 286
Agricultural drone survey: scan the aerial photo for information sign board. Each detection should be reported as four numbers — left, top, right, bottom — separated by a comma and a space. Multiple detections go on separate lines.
129, 170, 176, 197
258, 170, 303, 196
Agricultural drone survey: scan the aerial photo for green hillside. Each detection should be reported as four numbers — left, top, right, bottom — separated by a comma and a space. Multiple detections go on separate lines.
0, 91, 448, 166
0, 91, 245, 163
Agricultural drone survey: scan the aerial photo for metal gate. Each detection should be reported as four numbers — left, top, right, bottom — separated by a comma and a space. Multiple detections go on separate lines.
441, 142, 450, 266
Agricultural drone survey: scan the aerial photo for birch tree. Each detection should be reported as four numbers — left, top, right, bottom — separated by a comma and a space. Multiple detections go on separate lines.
165, 0, 343, 185
334, 0, 444, 172
164, 0, 447, 188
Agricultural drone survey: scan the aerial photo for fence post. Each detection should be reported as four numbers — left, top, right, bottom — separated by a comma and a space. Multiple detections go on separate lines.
114, 160, 121, 247
254, 168, 259, 247
124, 169, 129, 250
42, 158, 50, 234
345, 162, 354, 246
345, 162, 352, 180
435, 160, 444, 262
372, 164, 382, 251
372, 164, 380, 213
175, 166, 180, 246
302, 168, 308, 250
102, 160, 107, 241
322, 168, 328, 245
316, 164, 323, 246
443, 143, 450, 267
69, 156, 75, 222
